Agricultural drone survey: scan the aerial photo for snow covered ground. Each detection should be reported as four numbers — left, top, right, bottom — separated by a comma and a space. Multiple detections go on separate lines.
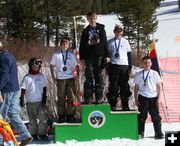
25, 1, 180, 145
155, 3, 180, 58
28, 123, 180, 146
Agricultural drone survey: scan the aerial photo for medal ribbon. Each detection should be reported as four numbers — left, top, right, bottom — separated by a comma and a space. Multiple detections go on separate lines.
61, 49, 68, 66
90, 27, 96, 39
114, 38, 121, 53
143, 70, 150, 86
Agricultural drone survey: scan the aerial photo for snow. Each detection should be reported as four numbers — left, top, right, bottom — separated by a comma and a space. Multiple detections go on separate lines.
96, 14, 121, 40
28, 123, 180, 146
27, 0, 180, 145
155, 4, 180, 58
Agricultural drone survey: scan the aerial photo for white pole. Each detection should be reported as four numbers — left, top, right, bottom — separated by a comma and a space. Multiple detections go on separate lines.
73, 16, 78, 50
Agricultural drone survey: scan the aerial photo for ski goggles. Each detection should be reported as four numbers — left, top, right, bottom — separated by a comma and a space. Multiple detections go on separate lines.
34, 60, 42, 66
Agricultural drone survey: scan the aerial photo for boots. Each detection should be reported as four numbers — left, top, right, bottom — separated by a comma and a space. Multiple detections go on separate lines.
83, 82, 93, 104
107, 95, 117, 111
154, 122, 164, 139
121, 97, 130, 111
58, 115, 66, 123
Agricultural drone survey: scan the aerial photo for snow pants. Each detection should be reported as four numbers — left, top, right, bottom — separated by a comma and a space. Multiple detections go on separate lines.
84, 57, 104, 102
138, 95, 163, 136
107, 64, 131, 110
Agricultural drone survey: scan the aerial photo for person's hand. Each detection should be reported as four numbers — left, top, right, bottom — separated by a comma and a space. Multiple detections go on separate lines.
155, 97, 160, 106
80, 60, 86, 68
80, 60, 86, 65
0, 95, 3, 103
80, 60, 86, 71
20, 97, 25, 107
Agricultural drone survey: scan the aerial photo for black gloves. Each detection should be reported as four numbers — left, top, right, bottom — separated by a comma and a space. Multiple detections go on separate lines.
20, 89, 26, 107
42, 95, 47, 106
42, 87, 47, 107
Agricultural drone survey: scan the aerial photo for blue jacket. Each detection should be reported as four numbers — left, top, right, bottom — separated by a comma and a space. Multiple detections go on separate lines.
0, 50, 19, 93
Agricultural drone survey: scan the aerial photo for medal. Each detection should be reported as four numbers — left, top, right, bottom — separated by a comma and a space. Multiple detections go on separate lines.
115, 52, 119, 58
114, 38, 121, 58
62, 66, 67, 71
61, 49, 68, 72
88, 27, 100, 46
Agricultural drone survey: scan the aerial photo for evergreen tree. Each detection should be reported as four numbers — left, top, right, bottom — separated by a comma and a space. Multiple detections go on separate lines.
112, 0, 161, 58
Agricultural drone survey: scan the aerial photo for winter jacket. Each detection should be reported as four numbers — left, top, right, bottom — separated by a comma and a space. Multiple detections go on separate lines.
79, 23, 109, 60
0, 50, 19, 93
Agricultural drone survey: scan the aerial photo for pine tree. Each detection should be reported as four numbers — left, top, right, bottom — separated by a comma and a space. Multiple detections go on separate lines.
113, 0, 161, 58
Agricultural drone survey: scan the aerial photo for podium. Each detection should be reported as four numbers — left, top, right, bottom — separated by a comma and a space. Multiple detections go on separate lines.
54, 104, 139, 142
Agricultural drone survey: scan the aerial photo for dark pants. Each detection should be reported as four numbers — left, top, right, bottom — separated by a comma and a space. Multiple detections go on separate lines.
107, 64, 131, 110
57, 78, 79, 118
138, 95, 163, 136
84, 57, 104, 102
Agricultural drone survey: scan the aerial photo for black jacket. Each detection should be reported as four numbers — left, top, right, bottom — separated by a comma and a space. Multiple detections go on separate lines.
79, 23, 108, 60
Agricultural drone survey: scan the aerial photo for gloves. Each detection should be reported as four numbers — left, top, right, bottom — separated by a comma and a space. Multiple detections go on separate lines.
42, 87, 47, 107
42, 95, 47, 107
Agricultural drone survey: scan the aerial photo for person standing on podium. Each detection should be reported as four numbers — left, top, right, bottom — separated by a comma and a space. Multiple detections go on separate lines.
50, 37, 81, 123
106, 24, 132, 111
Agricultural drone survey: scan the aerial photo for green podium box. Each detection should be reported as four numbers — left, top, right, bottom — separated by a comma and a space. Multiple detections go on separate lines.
54, 104, 138, 142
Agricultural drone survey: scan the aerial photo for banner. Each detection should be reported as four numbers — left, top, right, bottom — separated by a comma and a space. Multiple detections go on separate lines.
149, 39, 161, 75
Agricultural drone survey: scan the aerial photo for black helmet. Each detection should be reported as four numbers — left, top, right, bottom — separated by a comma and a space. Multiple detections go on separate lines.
28, 57, 42, 71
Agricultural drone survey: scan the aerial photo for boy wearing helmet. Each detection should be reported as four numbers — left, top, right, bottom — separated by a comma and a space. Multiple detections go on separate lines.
20, 57, 48, 141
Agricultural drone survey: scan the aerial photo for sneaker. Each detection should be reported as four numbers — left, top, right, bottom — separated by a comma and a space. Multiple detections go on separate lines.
19, 137, 33, 146
155, 133, 164, 139
39, 134, 49, 141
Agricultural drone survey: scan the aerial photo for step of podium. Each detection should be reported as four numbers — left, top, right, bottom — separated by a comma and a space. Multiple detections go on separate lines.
54, 104, 139, 142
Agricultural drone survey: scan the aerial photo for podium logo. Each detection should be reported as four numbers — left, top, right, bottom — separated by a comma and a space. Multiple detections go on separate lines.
88, 110, 106, 128
165, 131, 180, 146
